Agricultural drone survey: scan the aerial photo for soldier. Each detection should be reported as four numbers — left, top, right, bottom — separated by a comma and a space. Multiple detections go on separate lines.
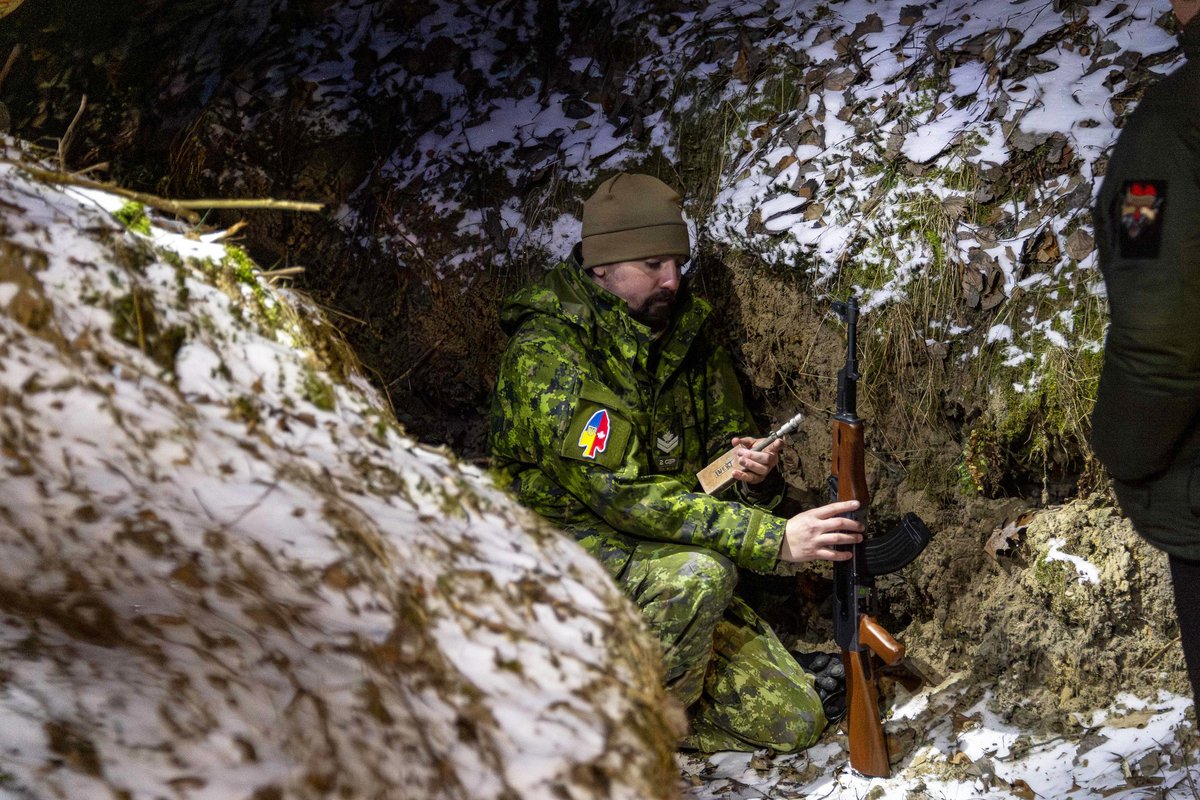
1090, 0, 1200, 707
490, 173, 863, 752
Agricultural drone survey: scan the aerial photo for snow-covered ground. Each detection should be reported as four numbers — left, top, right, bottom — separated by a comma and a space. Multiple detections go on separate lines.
682, 682, 1196, 799
0, 146, 678, 799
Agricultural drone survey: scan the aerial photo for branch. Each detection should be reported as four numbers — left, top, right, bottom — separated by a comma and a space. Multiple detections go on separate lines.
58, 94, 87, 171
2, 160, 326, 222
2, 160, 202, 222
173, 198, 325, 212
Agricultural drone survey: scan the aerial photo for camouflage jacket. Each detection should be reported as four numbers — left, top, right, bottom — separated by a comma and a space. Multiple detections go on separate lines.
489, 263, 786, 577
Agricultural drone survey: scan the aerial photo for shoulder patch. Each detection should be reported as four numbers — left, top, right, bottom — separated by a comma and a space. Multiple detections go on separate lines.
578, 409, 611, 459
1116, 179, 1166, 259
561, 391, 632, 471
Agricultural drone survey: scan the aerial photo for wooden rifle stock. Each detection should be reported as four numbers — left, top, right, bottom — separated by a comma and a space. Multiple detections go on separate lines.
844, 616, 904, 776
843, 649, 889, 777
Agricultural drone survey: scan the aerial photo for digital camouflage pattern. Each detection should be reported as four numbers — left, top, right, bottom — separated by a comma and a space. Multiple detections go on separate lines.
615, 541, 824, 751
489, 262, 825, 752
489, 263, 786, 575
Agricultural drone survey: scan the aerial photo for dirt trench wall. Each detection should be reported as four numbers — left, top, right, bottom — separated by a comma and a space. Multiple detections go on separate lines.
900, 495, 1185, 728
697, 257, 1186, 726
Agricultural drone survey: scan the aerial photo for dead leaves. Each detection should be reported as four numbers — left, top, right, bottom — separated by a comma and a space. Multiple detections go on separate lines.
985, 512, 1034, 563
962, 248, 1006, 310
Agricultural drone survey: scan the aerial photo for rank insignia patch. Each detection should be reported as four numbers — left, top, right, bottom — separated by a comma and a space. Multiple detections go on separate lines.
578, 409, 610, 459
1117, 180, 1166, 259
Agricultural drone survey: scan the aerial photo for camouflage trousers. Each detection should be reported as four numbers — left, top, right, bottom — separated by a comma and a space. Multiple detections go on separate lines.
612, 540, 826, 753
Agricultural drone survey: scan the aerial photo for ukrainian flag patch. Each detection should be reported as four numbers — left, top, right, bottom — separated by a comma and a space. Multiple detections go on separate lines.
561, 382, 631, 470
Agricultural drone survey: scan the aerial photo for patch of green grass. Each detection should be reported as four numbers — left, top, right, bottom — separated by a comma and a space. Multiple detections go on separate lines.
957, 276, 1106, 498
113, 201, 151, 235
302, 370, 336, 412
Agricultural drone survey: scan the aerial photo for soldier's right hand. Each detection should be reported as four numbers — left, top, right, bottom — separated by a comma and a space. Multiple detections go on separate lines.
779, 500, 864, 563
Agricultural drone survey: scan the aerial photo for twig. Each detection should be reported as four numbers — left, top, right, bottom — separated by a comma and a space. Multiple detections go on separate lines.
173, 198, 324, 212
1, 159, 202, 222
259, 266, 305, 278
313, 301, 369, 327
75, 161, 109, 176
0, 44, 21, 93
204, 219, 248, 242
1138, 634, 1181, 675
132, 290, 147, 354
58, 94, 87, 171
0, 46, 19, 95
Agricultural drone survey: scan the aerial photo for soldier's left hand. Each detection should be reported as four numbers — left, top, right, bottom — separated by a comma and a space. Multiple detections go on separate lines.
730, 436, 783, 485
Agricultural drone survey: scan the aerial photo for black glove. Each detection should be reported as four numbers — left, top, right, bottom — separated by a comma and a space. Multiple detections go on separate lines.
792, 650, 847, 724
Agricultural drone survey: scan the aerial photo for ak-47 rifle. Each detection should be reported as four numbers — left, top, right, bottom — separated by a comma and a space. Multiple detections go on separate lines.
829, 295, 933, 777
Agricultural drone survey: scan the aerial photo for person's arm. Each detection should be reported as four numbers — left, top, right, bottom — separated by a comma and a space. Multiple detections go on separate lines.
1091, 104, 1200, 481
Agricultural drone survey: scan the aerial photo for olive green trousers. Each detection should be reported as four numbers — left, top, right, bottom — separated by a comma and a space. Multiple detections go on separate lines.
613, 540, 826, 752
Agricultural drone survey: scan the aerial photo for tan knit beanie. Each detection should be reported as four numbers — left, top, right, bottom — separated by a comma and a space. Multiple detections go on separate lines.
581, 173, 690, 269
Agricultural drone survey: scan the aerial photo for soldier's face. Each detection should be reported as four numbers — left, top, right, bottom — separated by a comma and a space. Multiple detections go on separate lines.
590, 256, 684, 330
1173, 0, 1199, 25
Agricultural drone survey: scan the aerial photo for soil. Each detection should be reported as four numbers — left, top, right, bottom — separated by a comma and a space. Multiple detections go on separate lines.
704, 250, 1188, 734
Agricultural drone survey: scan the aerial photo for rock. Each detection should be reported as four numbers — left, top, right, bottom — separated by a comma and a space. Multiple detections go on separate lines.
562, 97, 594, 119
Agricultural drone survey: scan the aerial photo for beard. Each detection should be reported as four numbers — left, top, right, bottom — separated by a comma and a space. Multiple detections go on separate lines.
629, 290, 677, 330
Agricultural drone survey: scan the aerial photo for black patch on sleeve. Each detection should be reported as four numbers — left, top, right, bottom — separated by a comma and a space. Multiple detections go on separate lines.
1115, 179, 1167, 259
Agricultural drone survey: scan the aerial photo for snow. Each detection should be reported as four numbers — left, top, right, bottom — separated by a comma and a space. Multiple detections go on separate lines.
1046, 537, 1102, 584
0, 151, 673, 799
902, 116, 965, 163
681, 686, 1195, 799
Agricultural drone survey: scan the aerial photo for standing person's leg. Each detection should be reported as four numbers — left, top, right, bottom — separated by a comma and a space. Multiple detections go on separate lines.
1169, 554, 1200, 710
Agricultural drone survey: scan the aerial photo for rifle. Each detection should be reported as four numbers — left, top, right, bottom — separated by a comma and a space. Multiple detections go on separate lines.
829, 295, 932, 777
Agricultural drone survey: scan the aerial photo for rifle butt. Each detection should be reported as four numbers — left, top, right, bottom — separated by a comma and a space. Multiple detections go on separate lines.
844, 649, 890, 778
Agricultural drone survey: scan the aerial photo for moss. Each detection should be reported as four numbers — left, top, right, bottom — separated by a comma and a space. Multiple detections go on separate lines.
302, 370, 336, 412
1030, 549, 1092, 617
223, 244, 257, 284
113, 201, 152, 235
160, 249, 183, 270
